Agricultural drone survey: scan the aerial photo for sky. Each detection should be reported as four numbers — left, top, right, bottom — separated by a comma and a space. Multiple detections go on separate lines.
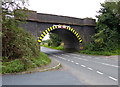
28, 0, 105, 40
28, 0, 105, 19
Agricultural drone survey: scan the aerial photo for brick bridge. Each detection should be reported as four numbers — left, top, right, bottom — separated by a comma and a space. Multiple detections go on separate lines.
20, 11, 96, 52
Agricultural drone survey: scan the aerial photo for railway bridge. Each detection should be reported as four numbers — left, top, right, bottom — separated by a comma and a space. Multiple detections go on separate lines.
20, 11, 96, 52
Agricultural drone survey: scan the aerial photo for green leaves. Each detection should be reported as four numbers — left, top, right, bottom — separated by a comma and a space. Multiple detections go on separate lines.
84, 1, 120, 53
49, 33, 62, 47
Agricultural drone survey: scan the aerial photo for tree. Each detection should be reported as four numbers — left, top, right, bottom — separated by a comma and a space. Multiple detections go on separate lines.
88, 1, 120, 51
49, 33, 62, 47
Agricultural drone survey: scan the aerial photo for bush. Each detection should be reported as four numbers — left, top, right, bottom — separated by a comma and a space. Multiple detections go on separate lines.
2, 52, 51, 74
2, 59, 25, 73
2, 27, 40, 61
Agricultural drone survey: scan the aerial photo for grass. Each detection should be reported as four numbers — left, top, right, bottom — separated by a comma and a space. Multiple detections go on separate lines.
41, 45, 119, 56
79, 49, 120, 56
41, 45, 64, 50
2, 52, 51, 74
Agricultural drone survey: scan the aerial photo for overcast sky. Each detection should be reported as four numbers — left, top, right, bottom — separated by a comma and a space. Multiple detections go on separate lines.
28, 0, 105, 19
28, 0, 105, 40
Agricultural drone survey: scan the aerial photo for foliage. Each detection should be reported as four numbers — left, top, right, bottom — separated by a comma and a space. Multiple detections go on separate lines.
49, 33, 62, 47
2, 59, 25, 73
41, 45, 64, 50
84, 1, 120, 53
2, 27, 40, 61
2, 0, 51, 74
79, 49, 120, 56
2, 0, 40, 61
2, 52, 51, 74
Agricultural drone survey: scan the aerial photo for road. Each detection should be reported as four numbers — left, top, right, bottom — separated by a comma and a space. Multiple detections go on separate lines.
2, 47, 119, 85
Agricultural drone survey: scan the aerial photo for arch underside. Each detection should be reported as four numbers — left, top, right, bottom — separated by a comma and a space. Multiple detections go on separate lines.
38, 25, 83, 43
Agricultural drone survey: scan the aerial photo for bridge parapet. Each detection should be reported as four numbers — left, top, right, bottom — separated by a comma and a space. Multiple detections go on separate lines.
24, 10, 96, 26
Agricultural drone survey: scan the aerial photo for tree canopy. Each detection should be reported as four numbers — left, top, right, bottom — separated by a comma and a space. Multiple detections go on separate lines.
86, 1, 120, 52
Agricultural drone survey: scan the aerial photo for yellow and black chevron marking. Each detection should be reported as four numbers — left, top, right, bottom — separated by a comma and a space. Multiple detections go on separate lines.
38, 25, 83, 43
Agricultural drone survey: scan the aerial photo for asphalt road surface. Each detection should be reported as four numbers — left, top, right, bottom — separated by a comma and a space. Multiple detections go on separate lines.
2, 47, 119, 85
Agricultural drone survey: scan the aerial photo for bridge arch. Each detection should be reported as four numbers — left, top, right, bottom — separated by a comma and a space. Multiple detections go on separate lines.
37, 25, 83, 43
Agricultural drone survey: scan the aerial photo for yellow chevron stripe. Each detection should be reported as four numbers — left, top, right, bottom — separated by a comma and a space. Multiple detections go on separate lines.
39, 37, 43, 39
47, 28, 50, 31
78, 38, 81, 40
38, 40, 41, 42
43, 32, 46, 35
68, 27, 71, 30
52, 26, 55, 29
45, 30, 48, 33
74, 32, 77, 34
55, 26, 58, 28
76, 33, 78, 36
50, 27, 53, 30
69, 27, 71, 30
41, 34, 44, 37
79, 40, 82, 42
72, 30, 75, 33
66, 27, 69, 29
71, 28, 74, 31
71, 28, 73, 31
77, 35, 80, 38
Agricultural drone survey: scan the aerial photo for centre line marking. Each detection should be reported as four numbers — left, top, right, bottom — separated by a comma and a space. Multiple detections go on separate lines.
101, 63, 118, 68
96, 71, 103, 75
67, 59, 70, 61
87, 67, 93, 70
75, 63, 79, 65
64, 55, 70, 57
108, 76, 118, 81
74, 57, 88, 61
81, 65, 86, 67
71, 61, 74, 63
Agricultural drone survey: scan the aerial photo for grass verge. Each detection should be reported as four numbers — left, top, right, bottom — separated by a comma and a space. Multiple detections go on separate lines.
41, 45, 119, 56
41, 45, 64, 50
2, 52, 51, 74
79, 49, 120, 56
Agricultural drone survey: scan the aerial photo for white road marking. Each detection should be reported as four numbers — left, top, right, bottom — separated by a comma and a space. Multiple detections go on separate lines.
67, 60, 70, 61
64, 58, 66, 60
70, 54, 80, 56
54, 54, 118, 68
101, 63, 118, 68
75, 63, 79, 65
108, 76, 118, 81
74, 57, 88, 61
71, 61, 74, 63
87, 67, 93, 70
96, 71, 103, 75
53, 55, 58, 57
81, 65, 86, 67
63, 54, 70, 57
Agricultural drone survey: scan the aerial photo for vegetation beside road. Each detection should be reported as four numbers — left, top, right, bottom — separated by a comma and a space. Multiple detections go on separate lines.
2, 0, 51, 74
79, 1, 120, 56
41, 45, 64, 50
79, 49, 120, 56
41, 33, 64, 50
2, 52, 51, 74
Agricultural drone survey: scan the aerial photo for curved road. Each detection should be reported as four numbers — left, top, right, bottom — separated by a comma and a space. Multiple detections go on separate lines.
2, 47, 119, 85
